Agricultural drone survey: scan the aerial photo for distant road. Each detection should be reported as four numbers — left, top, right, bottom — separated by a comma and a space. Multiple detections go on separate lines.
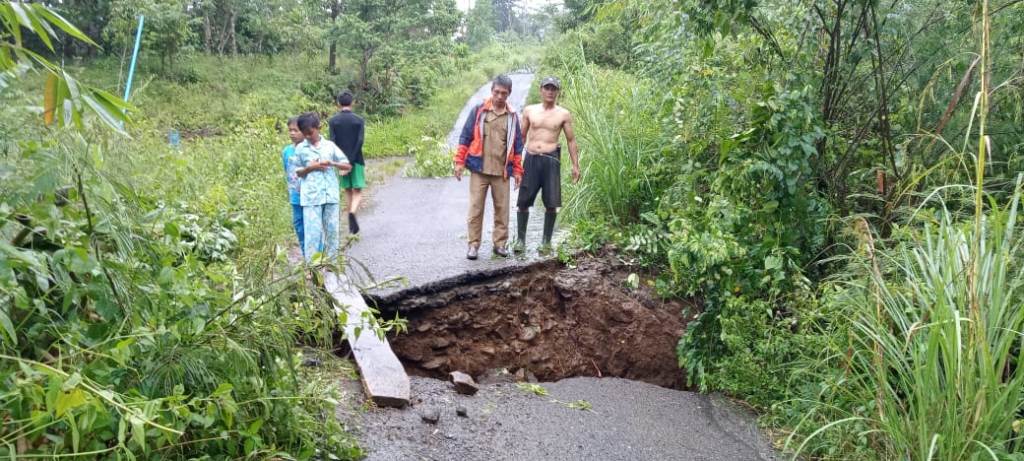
445, 72, 535, 149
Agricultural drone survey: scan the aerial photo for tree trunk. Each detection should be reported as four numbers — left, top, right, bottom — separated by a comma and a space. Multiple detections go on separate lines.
328, 1, 340, 73
329, 42, 337, 73
229, 11, 237, 56
359, 47, 372, 91
216, 11, 230, 55
204, 14, 212, 53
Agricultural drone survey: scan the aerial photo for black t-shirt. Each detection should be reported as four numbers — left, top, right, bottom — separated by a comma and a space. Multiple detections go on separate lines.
328, 110, 365, 165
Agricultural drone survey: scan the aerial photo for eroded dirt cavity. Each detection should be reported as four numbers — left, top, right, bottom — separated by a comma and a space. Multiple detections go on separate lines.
380, 257, 696, 389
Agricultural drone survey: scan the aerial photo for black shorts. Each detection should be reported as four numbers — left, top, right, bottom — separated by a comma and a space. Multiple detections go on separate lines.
516, 148, 561, 209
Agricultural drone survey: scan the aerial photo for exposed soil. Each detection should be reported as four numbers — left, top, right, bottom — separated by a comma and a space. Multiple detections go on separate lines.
380, 255, 697, 389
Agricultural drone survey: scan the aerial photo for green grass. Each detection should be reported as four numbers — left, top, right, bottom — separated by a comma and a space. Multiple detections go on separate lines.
782, 187, 1024, 459
557, 63, 661, 222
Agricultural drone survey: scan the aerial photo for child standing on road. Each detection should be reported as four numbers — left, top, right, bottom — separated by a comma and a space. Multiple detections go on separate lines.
289, 112, 352, 262
281, 117, 307, 253
329, 90, 367, 235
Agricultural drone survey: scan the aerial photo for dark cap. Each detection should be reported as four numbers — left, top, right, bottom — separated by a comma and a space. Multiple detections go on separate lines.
540, 76, 561, 89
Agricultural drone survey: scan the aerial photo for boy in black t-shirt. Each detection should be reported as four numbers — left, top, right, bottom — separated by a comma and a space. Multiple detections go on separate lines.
329, 91, 366, 234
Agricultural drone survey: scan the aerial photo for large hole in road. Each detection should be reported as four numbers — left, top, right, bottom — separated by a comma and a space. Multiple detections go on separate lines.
373, 256, 697, 389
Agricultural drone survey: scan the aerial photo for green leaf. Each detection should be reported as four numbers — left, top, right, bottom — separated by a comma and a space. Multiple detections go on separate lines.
129, 414, 146, 452
81, 92, 127, 133
117, 417, 127, 446
55, 388, 88, 417
213, 382, 234, 396
246, 418, 264, 435
7, 2, 32, 31
0, 3, 23, 45
92, 87, 133, 112
62, 372, 83, 391
0, 307, 16, 346
31, 4, 98, 47
25, 6, 54, 52
69, 411, 80, 452
68, 248, 97, 274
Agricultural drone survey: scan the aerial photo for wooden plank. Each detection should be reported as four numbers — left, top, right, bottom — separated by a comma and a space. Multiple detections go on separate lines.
323, 270, 410, 408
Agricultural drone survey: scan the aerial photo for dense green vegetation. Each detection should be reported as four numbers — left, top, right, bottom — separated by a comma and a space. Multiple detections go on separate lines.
0, 0, 546, 457
553, 0, 1024, 458
1, 6, 364, 458
5, 0, 1024, 458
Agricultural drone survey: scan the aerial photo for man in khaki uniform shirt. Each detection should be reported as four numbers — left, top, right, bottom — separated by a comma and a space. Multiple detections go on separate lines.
453, 75, 526, 259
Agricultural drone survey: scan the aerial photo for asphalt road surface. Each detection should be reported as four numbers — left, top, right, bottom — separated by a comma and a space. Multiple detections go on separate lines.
346, 72, 551, 299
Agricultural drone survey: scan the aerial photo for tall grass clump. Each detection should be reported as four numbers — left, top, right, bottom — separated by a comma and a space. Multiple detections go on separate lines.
785, 4, 1024, 458
560, 63, 662, 222
786, 185, 1024, 459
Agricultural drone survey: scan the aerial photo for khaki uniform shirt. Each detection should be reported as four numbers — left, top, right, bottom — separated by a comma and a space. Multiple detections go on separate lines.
481, 111, 509, 176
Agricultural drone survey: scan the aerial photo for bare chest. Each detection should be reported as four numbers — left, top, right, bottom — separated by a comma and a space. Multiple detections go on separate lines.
528, 112, 565, 134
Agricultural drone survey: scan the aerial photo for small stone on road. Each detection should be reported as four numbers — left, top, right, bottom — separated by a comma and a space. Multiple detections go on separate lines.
450, 371, 480, 395
420, 408, 440, 425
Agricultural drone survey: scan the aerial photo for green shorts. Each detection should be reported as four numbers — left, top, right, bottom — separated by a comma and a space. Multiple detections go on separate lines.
341, 163, 366, 189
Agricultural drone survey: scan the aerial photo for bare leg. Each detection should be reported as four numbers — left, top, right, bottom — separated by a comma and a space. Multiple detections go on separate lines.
350, 188, 363, 214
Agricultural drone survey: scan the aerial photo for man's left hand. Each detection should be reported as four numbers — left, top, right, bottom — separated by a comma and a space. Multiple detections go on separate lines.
513, 175, 522, 190
572, 167, 581, 184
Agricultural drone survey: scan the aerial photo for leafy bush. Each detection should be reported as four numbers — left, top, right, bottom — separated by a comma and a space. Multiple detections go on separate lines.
554, 47, 830, 405
405, 137, 454, 178
0, 134, 363, 458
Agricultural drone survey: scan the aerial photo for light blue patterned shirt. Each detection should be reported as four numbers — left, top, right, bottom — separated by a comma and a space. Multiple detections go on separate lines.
281, 144, 301, 205
289, 137, 349, 207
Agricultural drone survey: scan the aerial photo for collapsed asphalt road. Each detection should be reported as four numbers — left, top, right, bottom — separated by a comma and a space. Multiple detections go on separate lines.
334, 74, 780, 460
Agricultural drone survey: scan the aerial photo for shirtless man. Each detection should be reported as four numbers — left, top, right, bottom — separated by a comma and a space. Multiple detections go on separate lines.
513, 76, 580, 253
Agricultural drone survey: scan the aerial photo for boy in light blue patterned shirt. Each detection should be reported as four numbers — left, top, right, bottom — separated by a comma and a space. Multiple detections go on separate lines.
289, 112, 351, 261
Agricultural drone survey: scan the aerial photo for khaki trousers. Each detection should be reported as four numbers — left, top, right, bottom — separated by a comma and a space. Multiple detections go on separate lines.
467, 171, 509, 248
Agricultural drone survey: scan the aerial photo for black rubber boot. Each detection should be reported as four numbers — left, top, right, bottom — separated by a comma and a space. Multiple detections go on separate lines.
514, 210, 529, 253
542, 211, 557, 246
348, 213, 360, 234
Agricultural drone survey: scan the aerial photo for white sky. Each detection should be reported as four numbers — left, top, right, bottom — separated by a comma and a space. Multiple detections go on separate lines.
456, 0, 561, 12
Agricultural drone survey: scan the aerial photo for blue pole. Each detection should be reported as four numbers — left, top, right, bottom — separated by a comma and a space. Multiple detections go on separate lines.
124, 15, 145, 101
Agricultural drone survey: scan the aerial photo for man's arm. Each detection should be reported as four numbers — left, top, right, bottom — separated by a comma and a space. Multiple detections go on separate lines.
564, 111, 581, 183
295, 161, 327, 178
453, 105, 479, 181
356, 118, 365, 157
510, 113, 525, 188
330, 144, 352, 175
521, 106, 532, 144
291, 147, 328, 178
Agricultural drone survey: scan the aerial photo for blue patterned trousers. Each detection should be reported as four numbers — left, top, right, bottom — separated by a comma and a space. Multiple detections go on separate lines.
291, 204, 305, 255
302, 202, 340, 262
